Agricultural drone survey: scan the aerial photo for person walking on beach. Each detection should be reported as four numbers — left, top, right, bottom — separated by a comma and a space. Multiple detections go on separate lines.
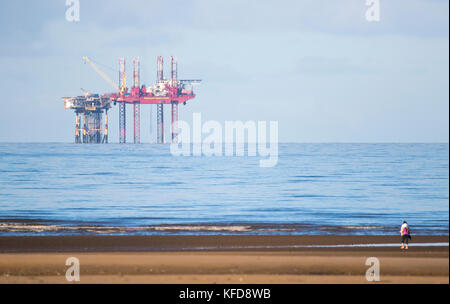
400, 221, 411, 250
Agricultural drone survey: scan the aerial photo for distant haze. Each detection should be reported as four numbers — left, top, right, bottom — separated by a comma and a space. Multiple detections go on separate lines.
0, 0, 448, 143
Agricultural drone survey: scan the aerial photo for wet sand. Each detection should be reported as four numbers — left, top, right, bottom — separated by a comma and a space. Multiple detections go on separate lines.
0, 235, 448, 284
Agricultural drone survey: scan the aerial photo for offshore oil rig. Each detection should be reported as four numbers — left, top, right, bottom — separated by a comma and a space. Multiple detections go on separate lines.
62, 56, 200, 144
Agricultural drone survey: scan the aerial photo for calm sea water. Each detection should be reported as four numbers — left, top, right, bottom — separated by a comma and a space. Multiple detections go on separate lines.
0, 143, 448, 236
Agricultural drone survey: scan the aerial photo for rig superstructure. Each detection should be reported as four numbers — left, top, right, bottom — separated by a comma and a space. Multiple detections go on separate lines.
63, 93, 111, 143
62, 56, 200, 144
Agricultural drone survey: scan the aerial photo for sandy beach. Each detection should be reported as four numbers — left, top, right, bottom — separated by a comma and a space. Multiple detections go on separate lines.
0, 235, 448, 284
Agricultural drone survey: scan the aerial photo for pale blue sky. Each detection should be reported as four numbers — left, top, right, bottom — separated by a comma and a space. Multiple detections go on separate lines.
0, 0, 448, 142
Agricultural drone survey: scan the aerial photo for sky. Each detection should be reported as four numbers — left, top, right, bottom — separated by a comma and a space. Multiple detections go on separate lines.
0, 0, 448, 143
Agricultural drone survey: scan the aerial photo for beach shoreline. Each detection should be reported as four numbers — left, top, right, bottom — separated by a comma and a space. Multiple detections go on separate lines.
0, 234, 447, 252
0, 235, 448, 284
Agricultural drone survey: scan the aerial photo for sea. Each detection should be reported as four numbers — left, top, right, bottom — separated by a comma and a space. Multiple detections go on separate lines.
0, 143, 448, 236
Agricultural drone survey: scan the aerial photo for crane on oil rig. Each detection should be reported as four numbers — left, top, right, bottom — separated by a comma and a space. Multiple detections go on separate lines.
82, 56, 120, 91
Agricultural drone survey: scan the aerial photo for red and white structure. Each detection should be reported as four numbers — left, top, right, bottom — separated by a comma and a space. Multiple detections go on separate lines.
109, 56, 200, 144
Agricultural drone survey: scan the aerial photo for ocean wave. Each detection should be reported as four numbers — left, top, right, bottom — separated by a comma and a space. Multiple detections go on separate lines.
0, 222, 444, 236
342, 226, 387, 229
0, 223, 317, 234
0, 223, 268, 234
153, 225, 252, 232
